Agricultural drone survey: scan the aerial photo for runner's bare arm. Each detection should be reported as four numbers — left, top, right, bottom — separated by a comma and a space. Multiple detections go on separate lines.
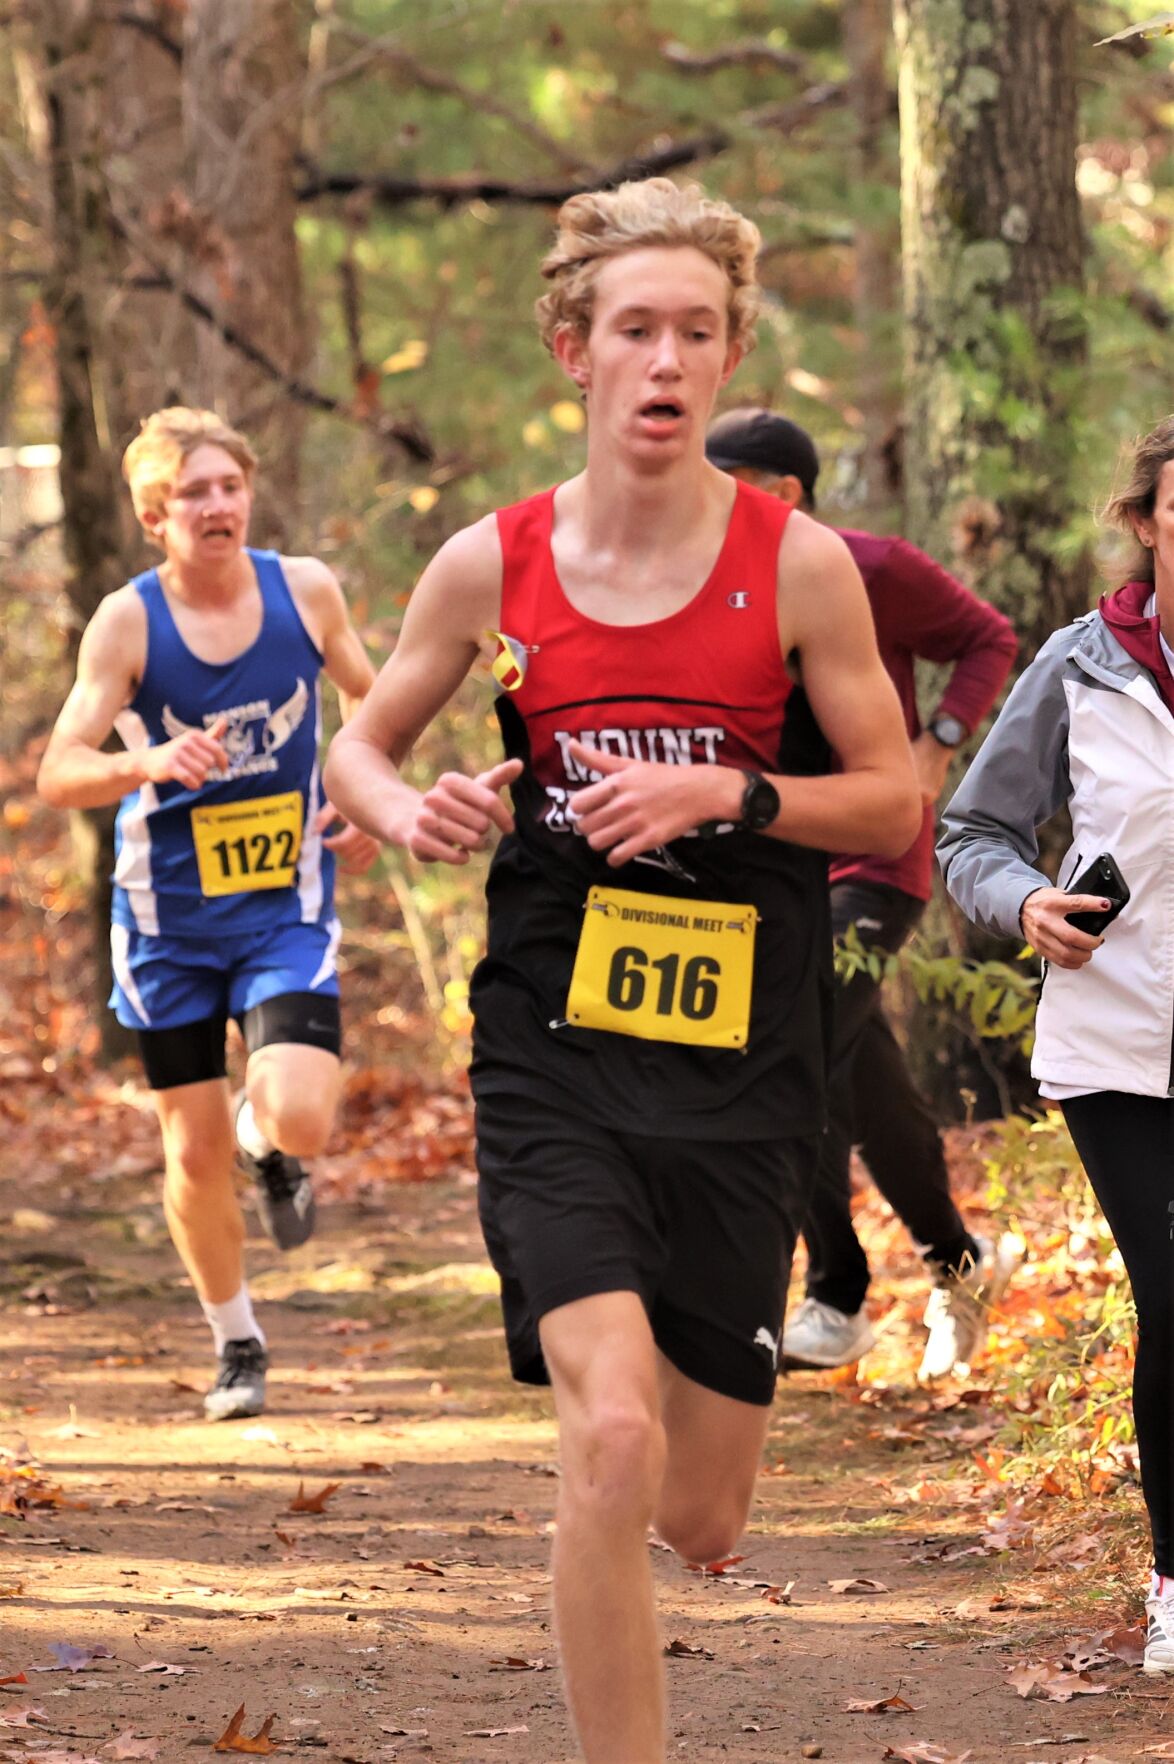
322, 518, 522, 866
283, 557, 377, 718
37, 589, 229, 809
284, 557, 382, 870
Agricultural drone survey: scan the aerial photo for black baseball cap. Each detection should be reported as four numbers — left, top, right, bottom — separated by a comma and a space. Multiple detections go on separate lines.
705, 408, 820, 503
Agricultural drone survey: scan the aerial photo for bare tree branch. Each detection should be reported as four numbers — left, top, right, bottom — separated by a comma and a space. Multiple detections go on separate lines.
109, 7, 182, 62
311, 25, 589, 176
108, 215, 437, 463
662, 36, 810, 75
296, 126, 732, 210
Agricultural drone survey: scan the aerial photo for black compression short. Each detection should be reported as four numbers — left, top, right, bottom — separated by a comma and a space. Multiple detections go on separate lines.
137, 992, 341, 1091
475, 1090, 817, 1406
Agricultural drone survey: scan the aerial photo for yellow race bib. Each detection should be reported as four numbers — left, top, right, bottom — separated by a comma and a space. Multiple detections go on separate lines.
191, 792, 304, 897
566, 885, 758, 1050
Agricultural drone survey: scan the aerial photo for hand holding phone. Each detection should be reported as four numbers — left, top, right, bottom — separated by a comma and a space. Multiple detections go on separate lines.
1064, 852, 1130, 936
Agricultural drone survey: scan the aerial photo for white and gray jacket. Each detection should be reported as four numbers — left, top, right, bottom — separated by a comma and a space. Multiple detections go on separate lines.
938, 610, 1174, 1099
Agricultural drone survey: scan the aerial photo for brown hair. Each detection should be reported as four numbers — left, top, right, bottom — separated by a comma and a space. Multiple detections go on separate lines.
535, 178, 762, 356
122, 407, 257, 524
1101, 415, 1174, 585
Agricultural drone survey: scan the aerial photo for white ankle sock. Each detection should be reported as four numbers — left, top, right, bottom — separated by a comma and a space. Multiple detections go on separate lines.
1151, 1570, 1171, 1599
235, 1099, 274, 1161
201, 1286, 265, 1355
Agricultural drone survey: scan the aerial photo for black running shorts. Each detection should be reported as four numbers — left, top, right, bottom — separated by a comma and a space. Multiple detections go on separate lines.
137, 991, 341, 1091
475, 1091, 817, 1407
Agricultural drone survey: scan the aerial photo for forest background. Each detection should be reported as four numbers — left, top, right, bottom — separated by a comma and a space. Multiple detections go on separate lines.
6, 0, 1174, 1105
3, 0, 1174, 1482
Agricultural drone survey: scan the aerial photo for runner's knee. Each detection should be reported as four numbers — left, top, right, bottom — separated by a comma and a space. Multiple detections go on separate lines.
255, 1089, 334, 1159
653, 1496, 746, 1568
562, 1397, 666, 1527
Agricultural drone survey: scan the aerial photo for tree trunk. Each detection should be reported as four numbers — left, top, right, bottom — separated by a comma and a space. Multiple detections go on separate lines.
182, 0, 309, 548
894, 0, 1090, 653
38, 0, 137, 1060
843, 0, 900, 512
893, 0, 1089, 1118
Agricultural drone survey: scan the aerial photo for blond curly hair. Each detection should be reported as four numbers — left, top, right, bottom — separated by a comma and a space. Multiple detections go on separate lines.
535, 178, 762, 356
123, 407, 257, 523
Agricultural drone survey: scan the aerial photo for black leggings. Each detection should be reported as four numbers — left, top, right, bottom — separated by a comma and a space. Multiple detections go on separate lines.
1061, 1090, 1174, 1573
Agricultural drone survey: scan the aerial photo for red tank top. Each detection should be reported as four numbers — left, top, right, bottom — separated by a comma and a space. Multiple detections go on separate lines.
494, 480, 795, 829
470, 478, 833, 1142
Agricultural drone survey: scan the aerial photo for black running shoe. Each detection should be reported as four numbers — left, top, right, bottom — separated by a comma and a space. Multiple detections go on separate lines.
234, 1097, 316, 1250
203, 1337, 268, 1421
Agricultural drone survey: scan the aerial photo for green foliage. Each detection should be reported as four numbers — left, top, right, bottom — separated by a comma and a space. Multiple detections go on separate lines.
835, 924, 1039, 1049
980, 1109, 1137, 1479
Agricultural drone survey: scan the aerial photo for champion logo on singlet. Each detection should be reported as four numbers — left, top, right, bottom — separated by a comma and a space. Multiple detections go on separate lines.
161, 679, 309, 783
728, 590, 751, 609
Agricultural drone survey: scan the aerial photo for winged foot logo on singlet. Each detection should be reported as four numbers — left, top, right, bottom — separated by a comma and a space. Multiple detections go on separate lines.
162, 678, 309, 782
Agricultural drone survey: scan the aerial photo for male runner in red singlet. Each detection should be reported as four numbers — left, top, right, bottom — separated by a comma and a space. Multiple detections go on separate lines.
325, 180, 921, 1763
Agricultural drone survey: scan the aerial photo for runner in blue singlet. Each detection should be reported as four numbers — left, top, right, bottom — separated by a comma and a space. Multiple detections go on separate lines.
38, 407, 378, 1420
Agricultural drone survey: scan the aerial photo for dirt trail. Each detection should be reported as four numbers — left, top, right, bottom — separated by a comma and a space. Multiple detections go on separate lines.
2, 1103, 1172, 1764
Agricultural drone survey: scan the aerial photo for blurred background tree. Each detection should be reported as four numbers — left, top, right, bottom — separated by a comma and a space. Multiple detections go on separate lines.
2, 0, 1173, 1095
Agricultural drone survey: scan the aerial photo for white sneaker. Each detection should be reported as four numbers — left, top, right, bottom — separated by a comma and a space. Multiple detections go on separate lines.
918, 1231, 1022, 1382
781, 1297, 876, 1370
1145, 1580, 1174, 1673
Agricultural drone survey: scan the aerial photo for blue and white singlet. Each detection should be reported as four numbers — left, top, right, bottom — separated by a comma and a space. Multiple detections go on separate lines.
112, 549, 335, 939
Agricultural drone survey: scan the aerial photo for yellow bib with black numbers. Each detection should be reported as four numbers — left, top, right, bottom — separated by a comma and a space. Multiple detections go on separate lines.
566, 885, 758, 1050
191, 791, 304, 896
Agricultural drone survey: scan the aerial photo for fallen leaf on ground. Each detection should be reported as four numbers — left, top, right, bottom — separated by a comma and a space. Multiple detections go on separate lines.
844, 1692, 923, 1713
0, 1584, 23, 1597
136, 1661, 185, 1676
881, 1745, 973, 1763
1097, 1623, 1145, 1666
213, 1704, 278, 1753
488, 1657, 550, 1672
663, 1638, 714, 1660
1006, 1661, 1110, 1702
403, 1559, 444, 1576
463, 1728, 528, 1738
0, 1674, 28, 1687
829, 1577, 889, 1595
0, 1704, 50, 1727
104, 1733, 160, 1759
31, 1643, 115, 1673
379, 1729, 427, 1740
287, 1482, 340, 1515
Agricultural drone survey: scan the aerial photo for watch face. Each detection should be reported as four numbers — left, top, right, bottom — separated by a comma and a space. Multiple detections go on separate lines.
743, 775, 780, 830
930, 715, 967, 747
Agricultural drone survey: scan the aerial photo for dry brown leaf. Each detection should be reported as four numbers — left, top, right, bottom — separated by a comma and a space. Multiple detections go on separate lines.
286, 1482, 340, 1515
0, 1673, 28, 1687
1098, 1623, 1146, 1666
462, 1727, 528, 1739
403, 1559, 444, 1576
0, 1704, 50, 1727
0, 1583, 23, 1597
881, 1746, 973, 1764
844, 1692, 922, 1713
136, 1661, 185, 1676
487, 1657, 551, 1672
663, 1638, 714, 1660
1006, 1660, 1110, 1702
213, 1704, 278, 1754
104, 1733, 160, 1760
829, 1577, 888, 1595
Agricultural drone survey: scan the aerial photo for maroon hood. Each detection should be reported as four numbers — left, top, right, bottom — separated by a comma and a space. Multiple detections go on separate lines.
1100, 579, 1174, 717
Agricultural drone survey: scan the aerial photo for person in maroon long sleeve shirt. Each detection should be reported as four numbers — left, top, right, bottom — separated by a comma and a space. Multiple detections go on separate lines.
707, 409, 1019, 1378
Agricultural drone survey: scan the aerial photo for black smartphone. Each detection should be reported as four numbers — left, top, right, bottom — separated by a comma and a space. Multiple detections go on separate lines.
1064, 852, 1130, 935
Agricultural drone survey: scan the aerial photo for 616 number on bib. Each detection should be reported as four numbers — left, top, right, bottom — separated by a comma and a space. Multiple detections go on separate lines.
607, 946, 719, 1021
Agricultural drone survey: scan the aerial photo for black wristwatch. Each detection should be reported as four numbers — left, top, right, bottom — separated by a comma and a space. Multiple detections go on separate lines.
739, 770, 780, 832
927, 713, 967, 749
